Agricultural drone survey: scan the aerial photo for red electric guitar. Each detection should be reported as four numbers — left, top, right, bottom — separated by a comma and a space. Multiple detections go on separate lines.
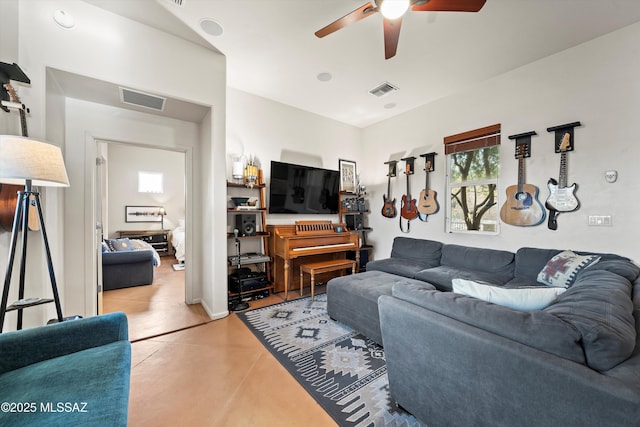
400, 158, 417, 232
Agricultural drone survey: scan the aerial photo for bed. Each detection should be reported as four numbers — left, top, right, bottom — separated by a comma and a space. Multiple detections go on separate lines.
172, 220, 185, 263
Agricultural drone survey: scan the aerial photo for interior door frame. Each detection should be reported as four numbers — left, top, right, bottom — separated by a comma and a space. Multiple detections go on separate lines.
84, 135, 193, 316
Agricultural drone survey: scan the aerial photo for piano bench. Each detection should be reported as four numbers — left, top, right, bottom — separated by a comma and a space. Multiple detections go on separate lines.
300, 259, 356, 301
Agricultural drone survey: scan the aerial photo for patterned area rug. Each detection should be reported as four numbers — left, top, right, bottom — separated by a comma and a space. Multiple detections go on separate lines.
239, 294, 426, 426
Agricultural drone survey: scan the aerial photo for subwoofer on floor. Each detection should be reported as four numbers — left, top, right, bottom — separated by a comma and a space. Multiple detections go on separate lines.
235, 214, 256, 236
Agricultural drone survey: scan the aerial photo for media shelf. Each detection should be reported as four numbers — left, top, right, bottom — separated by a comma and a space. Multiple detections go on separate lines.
338, 191, 373, 271
226, 180, 272, 306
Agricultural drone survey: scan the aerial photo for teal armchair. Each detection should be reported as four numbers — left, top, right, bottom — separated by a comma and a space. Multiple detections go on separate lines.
0, 312, 131, 426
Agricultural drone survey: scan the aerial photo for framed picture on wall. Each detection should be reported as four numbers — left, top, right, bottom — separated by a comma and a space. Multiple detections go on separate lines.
339, 159, 357, 193
125, 206, 163, 223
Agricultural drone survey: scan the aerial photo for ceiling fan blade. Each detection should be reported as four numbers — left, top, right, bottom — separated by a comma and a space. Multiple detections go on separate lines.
315, 2, 378, 38
383, 17, 403, 60
412, 0, 487, 12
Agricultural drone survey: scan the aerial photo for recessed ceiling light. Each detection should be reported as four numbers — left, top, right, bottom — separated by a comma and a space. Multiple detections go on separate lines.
200, 18, 223, 36
317, 72, 332, 82
53, 10, 75, 29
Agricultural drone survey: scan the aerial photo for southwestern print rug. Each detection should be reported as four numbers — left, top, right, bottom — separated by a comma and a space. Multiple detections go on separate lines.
239, 294, 426, 426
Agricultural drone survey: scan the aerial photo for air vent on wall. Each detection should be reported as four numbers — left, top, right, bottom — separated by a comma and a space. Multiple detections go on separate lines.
119, 87, 166, 112
369, 81, 399, 97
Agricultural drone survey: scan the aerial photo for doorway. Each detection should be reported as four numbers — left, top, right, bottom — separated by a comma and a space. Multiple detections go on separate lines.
97, 141, 209, 341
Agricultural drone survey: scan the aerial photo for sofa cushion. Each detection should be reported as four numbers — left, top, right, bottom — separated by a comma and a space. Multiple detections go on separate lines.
366, 258, 430, 279
588, 259, 640, 283
452, 279, 566, 311
390, 237, 443, 268
537, 250, 600, 288
440, 244, 514, 282
391, 282, 585, 363
544, 269, 636, 371
514, 247, 633, 283
414, 266, 512, 292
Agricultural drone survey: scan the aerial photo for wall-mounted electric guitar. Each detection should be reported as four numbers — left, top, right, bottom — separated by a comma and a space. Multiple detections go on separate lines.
0, 83, 39, 231
400, 157, 418, 232
417, 154, 439, 221
381, 170, 397, 218
500, 143, 545, 226
545, 132, 579, 230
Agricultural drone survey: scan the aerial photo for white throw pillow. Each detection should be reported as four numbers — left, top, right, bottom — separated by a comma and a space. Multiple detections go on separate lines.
452, 278, 566, 311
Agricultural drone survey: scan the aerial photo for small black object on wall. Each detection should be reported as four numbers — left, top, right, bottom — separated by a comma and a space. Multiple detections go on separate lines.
235, 214, 256, 236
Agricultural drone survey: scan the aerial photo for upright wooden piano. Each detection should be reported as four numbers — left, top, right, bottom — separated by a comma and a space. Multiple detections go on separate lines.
268, 221, 360, 300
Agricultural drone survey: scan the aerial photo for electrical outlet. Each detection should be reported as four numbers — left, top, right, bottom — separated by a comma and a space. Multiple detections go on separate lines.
588, 215, 612, 226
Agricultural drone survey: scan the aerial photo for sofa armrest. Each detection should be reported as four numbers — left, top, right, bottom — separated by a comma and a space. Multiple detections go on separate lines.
102, 249, 153, 265
379, 296, 640, 427
0, 312, 129, 374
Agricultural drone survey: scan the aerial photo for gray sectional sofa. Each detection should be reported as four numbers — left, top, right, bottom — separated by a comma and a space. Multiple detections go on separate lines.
326, 237, 640, 427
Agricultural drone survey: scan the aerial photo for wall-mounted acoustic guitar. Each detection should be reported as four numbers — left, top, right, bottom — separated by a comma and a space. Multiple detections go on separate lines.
500, 143, 545, 226
400, 156, 418, 232
417, 152, 438, 222
0, 83, 39, 231
545, 132, 579, 230
381, 160, 397, 218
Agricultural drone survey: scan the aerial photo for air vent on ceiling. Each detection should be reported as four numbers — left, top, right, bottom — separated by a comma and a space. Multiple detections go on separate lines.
369, 81, 399, 97
119, 87, 166, 112
165, 0, 185, 6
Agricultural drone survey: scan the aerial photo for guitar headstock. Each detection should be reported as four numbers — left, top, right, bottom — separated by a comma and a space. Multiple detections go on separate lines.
420, 152, 437, 173
515, 142, 531, 159
3, 83, 19, 102
559, 132, 571, 152
401, 156, 416, 175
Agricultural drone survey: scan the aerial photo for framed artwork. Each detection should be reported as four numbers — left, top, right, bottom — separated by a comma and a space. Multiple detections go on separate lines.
339, 159, 357, 193
125, 206, 163, 223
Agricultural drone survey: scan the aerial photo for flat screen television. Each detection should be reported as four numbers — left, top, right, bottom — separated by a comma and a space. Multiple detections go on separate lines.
269, 161, 340, 214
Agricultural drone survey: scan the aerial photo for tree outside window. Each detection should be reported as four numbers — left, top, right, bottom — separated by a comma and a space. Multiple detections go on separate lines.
444, 124, 501, 234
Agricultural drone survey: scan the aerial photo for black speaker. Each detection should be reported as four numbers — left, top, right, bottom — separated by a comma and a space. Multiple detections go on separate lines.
235, 214, 256, 236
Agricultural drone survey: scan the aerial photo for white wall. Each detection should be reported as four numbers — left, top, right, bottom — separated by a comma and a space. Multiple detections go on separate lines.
6, 0, 228, 328
106, 143, 186, 237
227, 88, 362, 226
362, 21, 640, 263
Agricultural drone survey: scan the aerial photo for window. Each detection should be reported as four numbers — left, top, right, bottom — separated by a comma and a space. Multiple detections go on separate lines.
138, 171, 163, 193
445, 124, 501, 234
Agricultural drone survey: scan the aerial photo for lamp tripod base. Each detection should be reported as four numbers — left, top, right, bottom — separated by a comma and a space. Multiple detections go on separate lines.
231, 300, 250, 312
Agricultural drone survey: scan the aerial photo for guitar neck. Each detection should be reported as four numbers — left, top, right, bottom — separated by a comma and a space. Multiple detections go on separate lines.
19, 109, 28, 137
517, 157, 525, 193
558, 153, 568, 188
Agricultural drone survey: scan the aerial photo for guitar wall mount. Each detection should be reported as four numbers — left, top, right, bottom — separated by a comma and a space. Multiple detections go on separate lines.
0, 62, 30, 113
547, 121, 581, 152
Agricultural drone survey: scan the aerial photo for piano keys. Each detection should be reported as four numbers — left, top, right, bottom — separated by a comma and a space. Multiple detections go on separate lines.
268, 221, 360, 300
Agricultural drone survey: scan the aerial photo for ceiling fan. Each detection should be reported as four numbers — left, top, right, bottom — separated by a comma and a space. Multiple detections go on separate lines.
315, 0, 487, 59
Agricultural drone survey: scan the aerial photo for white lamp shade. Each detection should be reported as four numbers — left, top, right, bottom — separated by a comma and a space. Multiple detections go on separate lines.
0, 135, 70, 187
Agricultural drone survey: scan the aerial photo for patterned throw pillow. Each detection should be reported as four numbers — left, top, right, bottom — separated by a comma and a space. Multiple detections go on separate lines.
537, 250, 600, 288
105, 238, 134, 252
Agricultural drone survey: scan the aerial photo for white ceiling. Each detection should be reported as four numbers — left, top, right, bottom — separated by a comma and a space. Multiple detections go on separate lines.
82, 0, 640, 128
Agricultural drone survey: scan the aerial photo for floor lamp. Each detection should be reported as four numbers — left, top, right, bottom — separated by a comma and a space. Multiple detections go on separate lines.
0, 135, 70, 332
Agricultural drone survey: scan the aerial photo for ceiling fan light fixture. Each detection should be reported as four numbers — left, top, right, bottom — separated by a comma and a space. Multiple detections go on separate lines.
380, 0, 410, 19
